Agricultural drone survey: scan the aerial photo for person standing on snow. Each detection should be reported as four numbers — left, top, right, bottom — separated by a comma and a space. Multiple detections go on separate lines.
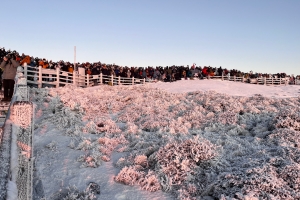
0, 54, 19, 101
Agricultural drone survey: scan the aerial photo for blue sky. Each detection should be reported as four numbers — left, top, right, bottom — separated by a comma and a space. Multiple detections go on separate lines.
1, 0, 299, 75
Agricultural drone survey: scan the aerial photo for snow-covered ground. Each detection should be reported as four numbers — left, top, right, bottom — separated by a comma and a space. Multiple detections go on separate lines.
32, 79, 300, 200
148, 79, 300, 98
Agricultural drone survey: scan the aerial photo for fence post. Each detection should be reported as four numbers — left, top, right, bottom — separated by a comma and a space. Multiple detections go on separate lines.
143, 78, 146, 84
118, 76, 121, 85
132, 77, 134, 85
279, 77, 281, 85
56, 67, 60, 88
38, 66, 42, 88
87, 74, 90, 87
285, 78, 287, 86
73, 71, 76, 86
100, 73, 103, 84
221, 73, 224, 81
23, 63, 28, 79
234, 75, 236, 82
264, 77, 266, 85
271, 77, 273, 85
111, 75, 114, 86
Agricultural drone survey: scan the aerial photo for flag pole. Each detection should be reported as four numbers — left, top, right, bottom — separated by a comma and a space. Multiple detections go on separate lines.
74, 46, 77, 71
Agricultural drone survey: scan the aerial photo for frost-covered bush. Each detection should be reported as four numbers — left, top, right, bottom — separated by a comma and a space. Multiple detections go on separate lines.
275, 108, 300, 131
45, 141, 58, 151
53, 185, 97, 200
138, 170, 161, 192
156, 137, 217, 187
31, 84, 300, 200
115, 166, 144, 186
77, 148, 102, 168
115, 166, 161, 192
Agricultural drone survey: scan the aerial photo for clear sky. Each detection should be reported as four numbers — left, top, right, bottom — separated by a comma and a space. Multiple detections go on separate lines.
1, 0, 299, 75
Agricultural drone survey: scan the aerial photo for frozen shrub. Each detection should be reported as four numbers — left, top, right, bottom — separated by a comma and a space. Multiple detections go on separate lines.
268, 128, 300, 149
101, 155, 110, 162
45, 141, 58, 151
279, 163, 300, 192
156, 137, 217, 186
138, 170, 161, 192
68, 139, 76, 149
115, 157, 133, 168
134, 155, 148, 168
114, 166, 144, 186
77, 148, 102, 168
217, 111, 237, 125
275, 108, 300, 130
76, 138, 93, 151
61, 185, 96, 200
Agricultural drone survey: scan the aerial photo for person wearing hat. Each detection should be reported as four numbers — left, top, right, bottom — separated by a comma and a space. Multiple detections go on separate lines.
0, 54, 19, 101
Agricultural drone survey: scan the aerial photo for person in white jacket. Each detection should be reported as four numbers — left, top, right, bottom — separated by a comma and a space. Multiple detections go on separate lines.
0, 54, 19, 101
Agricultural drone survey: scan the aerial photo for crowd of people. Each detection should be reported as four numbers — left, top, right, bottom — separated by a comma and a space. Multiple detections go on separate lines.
0, 47, 299, 89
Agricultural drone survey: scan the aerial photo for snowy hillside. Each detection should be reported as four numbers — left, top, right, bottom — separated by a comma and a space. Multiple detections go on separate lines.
31, 80, 300, 200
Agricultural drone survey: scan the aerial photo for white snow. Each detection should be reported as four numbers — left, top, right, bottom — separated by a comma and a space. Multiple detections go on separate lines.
147, 79, 300, 98
31, 79, 300, 200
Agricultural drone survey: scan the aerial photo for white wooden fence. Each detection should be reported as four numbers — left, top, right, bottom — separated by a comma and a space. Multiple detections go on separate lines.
23, 64, 297, 88
207, 74, 290, 85
23, 65, 146, 88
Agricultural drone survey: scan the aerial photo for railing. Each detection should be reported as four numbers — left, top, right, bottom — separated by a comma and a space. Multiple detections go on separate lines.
21, 64, 299, 88
207, 74, 290, 85
23, 65, 146, 88
0, 67, 34, 200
